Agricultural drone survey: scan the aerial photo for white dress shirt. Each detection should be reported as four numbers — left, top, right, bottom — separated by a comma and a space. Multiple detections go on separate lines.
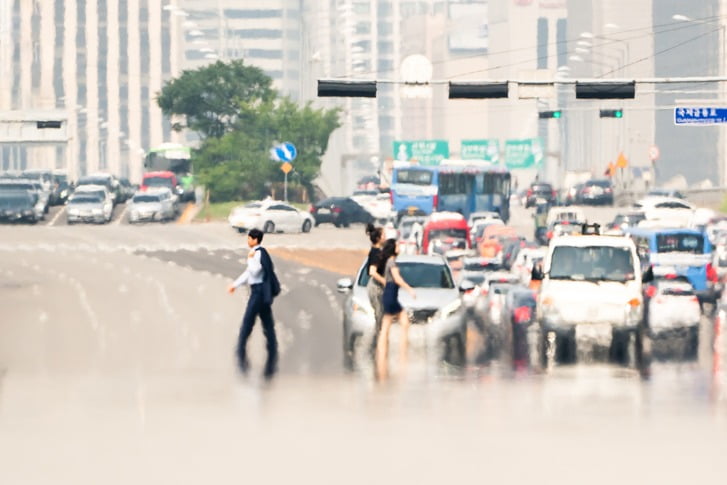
232, 245, 264, 288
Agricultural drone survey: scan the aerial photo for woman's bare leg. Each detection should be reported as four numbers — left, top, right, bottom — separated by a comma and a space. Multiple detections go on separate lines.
376, 314, 392, 379
398, 310, 411, 363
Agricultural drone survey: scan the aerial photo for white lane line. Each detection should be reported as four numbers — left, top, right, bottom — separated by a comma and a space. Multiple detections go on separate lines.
48, 206, 66, 226
113, 205, 129, 225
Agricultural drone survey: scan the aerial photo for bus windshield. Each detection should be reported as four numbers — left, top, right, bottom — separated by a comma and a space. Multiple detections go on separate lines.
396, 169, 433, 185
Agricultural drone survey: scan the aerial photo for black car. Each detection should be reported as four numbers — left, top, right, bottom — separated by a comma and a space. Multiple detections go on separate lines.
310, 197, 372, 227
0, 192, 38, 223
525, 182, 556, 208
576, 179, 614, 206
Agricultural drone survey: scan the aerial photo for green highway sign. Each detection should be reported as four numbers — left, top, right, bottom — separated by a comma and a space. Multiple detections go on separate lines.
504, 138, 544, 169
460, 139, 500, 163
393, 140, 450, 166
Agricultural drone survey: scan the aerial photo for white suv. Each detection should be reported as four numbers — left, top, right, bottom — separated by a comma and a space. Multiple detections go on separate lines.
532, 228, 648, 367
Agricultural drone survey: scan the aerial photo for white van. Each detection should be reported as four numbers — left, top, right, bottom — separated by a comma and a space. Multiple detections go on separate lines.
532, 230, 647, 367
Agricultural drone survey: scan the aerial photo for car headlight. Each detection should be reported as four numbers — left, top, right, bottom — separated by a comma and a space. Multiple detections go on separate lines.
68, 208, 79, 215
435, 299, 462, 320
22, 209, 34, 216
351, 298, 373, 317
92, 208, 103, 215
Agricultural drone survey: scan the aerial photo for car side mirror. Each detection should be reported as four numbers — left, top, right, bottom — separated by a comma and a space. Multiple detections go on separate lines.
336, 278, 354, 293
531, 266, 544, 281
459, 280, 476, 293
642, 265, 654, 283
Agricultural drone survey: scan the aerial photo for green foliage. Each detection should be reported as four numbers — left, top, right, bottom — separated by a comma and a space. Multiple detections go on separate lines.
157, 60, 276, 138
157, 61, 340, 202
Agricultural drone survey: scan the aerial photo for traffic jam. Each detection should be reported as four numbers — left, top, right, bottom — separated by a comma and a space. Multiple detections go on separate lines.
335, 161, 727, 375
0, 143, 195, 225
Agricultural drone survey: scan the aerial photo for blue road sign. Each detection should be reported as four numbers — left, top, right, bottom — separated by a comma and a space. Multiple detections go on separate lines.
271, 142, 297, 162
674, 107, 727, 125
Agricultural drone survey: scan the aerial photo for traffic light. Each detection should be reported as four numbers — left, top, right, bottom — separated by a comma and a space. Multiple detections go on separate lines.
448, 82, 509, 99
317, 80, 377, 98
600, 109, 624, 118
36, 120, 62, 129
539, 110, 562, 119
576, 81, 635, 99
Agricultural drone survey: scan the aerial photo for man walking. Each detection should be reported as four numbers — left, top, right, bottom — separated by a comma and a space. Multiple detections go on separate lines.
228, 228, 279, 379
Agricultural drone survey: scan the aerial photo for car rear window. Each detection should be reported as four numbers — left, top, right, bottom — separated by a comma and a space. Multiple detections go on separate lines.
656, 233, 704, 254
399, 262, 455, 289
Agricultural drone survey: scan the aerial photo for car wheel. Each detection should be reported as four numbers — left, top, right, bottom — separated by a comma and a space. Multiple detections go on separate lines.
263, 221, 275, 233
686, 326, 699, 360
445, 333, 466, 367
236, 227, 245, 234
302, 219, 312, 233
343, 333, 357, 371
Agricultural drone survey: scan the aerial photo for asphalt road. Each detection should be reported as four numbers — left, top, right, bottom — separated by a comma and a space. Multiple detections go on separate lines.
0, 205, 725, 484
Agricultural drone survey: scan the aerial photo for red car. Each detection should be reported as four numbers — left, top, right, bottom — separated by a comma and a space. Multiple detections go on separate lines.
141, 171, 179, 192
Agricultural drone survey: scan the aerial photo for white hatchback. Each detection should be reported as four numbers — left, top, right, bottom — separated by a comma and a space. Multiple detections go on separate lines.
228, 199, 314, 234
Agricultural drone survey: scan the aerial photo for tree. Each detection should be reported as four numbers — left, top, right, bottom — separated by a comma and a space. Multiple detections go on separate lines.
157, 60, 276, 138
157, 61, 340, 202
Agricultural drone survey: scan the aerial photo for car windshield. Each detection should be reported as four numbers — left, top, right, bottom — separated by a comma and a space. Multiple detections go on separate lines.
549, 245, 635, 282
396, 169, 433, 185
144, 176, 173, 187
70, 196, 101, 204
531, 184, 552, 192
461, 272, 486, 284
463, 260, 502, 271
133, 195, 161, 203
656, 233, 704, 254
398, 262, 455, 289
429, 228, 467, 240
0, 194, 31, 207
78, 178, 108, 186
586, 180, 611, 187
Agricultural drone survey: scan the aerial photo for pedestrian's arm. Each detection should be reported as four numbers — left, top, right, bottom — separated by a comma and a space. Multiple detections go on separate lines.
391, 266, 416, 297
369, 264, 386, 285
229, 269, 249, 293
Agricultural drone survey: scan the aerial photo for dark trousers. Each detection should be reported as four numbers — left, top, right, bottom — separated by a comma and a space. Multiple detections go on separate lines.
236, 284, 278, 375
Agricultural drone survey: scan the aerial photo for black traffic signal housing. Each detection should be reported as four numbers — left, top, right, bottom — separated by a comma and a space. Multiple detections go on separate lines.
449, 82, 509, 99
538, 110, 562, 119
600, 109, 624, 118
576, 81, 635, 99
317, 80, 377, 98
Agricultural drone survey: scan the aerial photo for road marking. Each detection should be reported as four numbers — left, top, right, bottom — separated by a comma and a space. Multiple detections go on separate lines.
113, 205, 128, 225
48, 206, 66, 226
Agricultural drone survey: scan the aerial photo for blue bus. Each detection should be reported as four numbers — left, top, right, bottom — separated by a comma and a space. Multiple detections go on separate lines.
391, 161, 511, 222
625, 227, 719, 302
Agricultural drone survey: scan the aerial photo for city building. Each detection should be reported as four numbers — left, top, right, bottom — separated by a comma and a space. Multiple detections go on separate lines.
0, 0, 183, 183
176, 0, 303, 100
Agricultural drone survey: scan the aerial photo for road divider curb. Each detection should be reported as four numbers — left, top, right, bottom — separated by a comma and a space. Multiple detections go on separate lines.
177, 203, 199, 224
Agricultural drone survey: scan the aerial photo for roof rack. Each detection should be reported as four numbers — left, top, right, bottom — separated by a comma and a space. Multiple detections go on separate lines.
581, 222, 600, 235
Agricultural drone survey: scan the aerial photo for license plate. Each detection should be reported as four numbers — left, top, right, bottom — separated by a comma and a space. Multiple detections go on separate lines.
318, 208, 330, 214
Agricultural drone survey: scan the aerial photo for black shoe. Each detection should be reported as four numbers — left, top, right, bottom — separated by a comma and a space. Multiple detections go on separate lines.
237, 358, 250, 375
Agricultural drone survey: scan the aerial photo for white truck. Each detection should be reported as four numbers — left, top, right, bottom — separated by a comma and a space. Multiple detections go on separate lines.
531, 226, 650, 368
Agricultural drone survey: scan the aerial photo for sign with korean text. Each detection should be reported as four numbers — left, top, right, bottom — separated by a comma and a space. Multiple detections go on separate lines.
460, 139, 500, 163
393, 140, 450, 166
504, 138, 543, 169
674, 107, 727, 125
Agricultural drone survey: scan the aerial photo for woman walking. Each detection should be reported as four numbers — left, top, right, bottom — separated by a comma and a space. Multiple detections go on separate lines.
376, 238, 416, 378
365, 224, 386, 355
